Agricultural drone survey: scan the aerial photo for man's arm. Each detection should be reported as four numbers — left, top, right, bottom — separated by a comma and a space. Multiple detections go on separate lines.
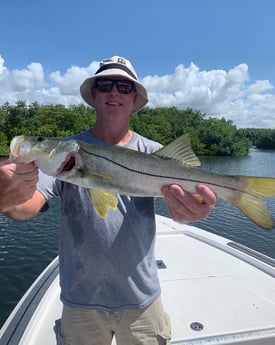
3, 190, 47, 220
161, 184, 216, 223
0, 160, 46, 220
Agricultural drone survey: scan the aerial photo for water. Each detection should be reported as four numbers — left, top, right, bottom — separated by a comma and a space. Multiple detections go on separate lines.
1, 149, 275, 327
0, 204, 60, 327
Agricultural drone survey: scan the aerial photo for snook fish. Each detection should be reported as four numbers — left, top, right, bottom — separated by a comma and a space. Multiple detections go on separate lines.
9, 134, 275, 229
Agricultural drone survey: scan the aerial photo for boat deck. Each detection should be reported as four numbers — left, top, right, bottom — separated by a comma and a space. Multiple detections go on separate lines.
156, 216, 275, 344
1, 215, 275, 344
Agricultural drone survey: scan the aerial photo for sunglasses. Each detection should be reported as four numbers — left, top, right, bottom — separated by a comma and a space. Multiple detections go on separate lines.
94, 79, 136, 94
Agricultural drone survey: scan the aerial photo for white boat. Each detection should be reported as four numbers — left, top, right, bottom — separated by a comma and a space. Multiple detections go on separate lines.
1, 214, 275, 345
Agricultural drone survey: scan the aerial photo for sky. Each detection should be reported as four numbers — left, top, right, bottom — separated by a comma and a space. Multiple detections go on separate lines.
1, 0, 275, 128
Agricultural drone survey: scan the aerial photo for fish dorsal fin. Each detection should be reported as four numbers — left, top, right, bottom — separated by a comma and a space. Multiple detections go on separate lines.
154, 133, 201, 167
88, 188, 118, 218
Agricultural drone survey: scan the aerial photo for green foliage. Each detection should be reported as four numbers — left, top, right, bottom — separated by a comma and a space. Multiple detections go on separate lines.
0, 102, 96, 154
197, 117, 251, 156
131, 109, 251, 157
239, 128, 275, 149
130, 107, 205, 145
0, 131, 9, 156
0, 101, 273, 157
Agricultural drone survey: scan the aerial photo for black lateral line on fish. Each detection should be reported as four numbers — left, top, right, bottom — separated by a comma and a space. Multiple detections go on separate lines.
79, 147, 243, 194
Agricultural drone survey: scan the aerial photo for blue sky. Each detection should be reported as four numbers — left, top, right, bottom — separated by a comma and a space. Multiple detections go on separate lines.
1, 0, 275, 128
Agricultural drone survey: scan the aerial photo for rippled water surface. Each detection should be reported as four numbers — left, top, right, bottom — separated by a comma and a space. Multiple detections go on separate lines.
1, 148, 275, 327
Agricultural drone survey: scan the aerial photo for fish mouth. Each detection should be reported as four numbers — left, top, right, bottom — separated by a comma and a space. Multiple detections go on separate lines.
9, 136, 32, 162
54, 153, 77, 176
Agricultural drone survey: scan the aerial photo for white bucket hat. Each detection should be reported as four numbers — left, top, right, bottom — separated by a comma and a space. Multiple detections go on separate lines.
80, 56, 148, 113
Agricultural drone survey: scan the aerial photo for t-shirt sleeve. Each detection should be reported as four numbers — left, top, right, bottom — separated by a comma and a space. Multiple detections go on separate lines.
37, 170, 61, 211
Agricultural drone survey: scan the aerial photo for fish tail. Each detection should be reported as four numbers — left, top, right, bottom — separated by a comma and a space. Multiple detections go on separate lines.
232, 176, 275, 230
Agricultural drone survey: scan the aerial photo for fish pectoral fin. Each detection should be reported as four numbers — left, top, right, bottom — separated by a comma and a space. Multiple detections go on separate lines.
87, 171, 112, 181
88, 188, 118, 219
154, 133, 201, 167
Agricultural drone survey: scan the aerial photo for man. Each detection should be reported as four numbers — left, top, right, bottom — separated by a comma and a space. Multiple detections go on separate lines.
1, 56, 216, 344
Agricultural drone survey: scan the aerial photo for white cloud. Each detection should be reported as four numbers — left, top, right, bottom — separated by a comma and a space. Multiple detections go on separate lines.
49, 62, 98, 95
143, 63, 275, 128
0, 55, 7, 74
11, 62, 45, 92
247, 80, 273, 93
0, 54, 274, 128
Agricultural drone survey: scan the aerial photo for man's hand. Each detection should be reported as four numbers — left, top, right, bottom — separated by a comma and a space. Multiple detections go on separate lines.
0, 160, 39, 212
161, 184, 216, 223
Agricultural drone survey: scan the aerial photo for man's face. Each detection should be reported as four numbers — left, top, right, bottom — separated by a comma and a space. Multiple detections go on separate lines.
91, 77, 137, 116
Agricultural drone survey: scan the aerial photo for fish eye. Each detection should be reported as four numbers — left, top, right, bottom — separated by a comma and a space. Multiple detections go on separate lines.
36, 136, 45, 142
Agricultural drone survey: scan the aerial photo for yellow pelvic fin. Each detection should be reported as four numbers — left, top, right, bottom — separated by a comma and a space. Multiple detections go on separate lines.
154, 133, 201, 167
88, 188, 118, 219
234, 176, 275, 230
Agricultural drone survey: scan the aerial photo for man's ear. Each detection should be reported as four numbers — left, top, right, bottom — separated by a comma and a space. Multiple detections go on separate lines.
133, 92, 138, 103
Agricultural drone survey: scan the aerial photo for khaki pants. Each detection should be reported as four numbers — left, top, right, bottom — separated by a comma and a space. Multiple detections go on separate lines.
55, 297, 171, 345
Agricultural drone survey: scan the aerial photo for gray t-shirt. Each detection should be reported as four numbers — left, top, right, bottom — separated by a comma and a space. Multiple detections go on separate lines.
38, 130, 162, 311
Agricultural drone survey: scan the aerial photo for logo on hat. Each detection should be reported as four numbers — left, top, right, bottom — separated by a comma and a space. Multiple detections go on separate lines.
117, 57, 126, 65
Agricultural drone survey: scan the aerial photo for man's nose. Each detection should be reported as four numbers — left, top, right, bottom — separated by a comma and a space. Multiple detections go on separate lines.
110, 83, 119, 94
